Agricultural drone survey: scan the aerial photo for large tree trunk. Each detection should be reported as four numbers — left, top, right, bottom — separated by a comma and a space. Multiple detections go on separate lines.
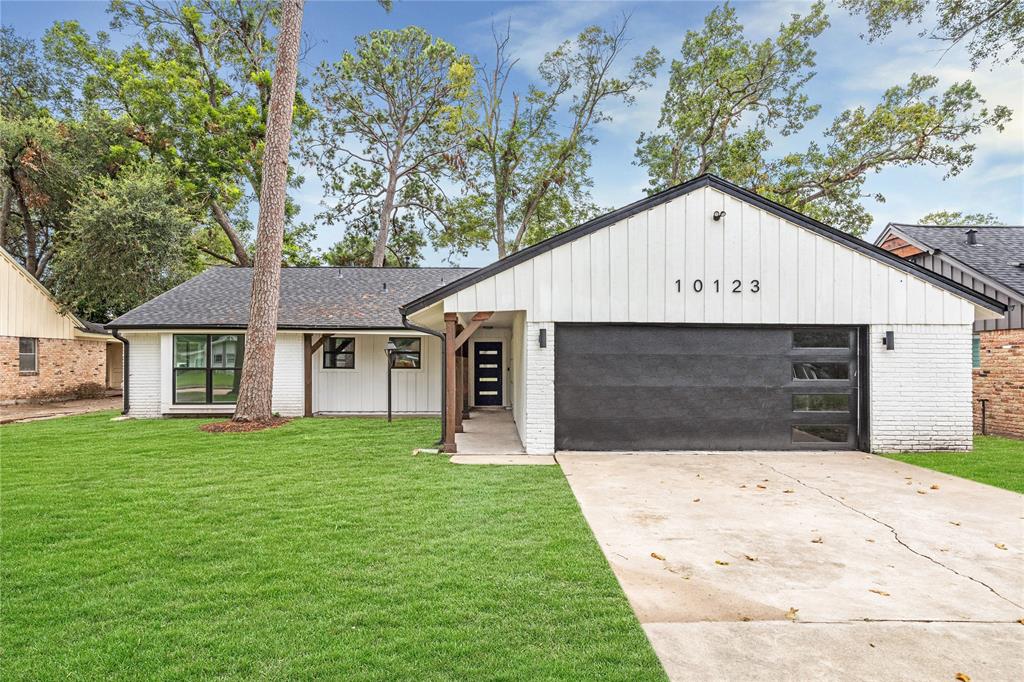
233, 0, 304, 423
211, 201, 252, 266
372, 164, 400, 267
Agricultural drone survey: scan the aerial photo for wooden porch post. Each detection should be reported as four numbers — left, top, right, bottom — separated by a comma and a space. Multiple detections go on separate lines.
303, 333, 313, 417
443, 313, 458, 452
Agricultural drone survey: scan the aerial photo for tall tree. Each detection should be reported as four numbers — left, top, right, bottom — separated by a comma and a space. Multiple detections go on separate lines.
233, 0, 304, 423
44, 0, 317, 267
636, 2, 1012, 236
443, 21, 661, 258
841, 0, 1024, 69
323, 209, 425, 267
305, 27, 473, 267
918, 210, 1004, 225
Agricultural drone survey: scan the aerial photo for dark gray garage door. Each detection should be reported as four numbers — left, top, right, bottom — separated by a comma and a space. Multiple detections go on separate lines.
554, 325, 865, 451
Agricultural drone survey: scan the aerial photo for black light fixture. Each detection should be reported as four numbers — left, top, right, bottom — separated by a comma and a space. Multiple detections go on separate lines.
882, 331, 895, 351
713, 210, 726, 222
384, 340, 398, 422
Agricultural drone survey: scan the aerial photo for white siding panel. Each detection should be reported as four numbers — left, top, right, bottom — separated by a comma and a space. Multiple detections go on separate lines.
703, 190, 726, 323
759, 213, 781, 322
665, 198, 686, 322
646, 204, 667, 322
475, 276, 497, 312
532, 251, 552, 320
495, 269, 515, 310
513, 259, 533, 311
683, 191, 705, 321
590, 229, 610, 322
797, 229, 816, 324
722, 193, 743, 324
815, 239, 834, 323
777, 221, 800, 323
551, 243, 573, 320
627, 214, 647, 320
125, 333, 161, 418
570, 237, 592, 321
272, 333, 304, 417
833, 245, 853, 324
740, 201, 761, 323
608, 220, 629, 320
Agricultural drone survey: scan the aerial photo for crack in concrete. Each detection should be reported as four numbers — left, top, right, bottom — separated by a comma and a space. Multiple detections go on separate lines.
757, 460, 1023, 611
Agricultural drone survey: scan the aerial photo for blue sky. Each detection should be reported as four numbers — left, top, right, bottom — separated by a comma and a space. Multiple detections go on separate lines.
3, 0, 1022, 266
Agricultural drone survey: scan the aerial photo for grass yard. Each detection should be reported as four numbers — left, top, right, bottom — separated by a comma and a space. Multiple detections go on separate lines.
1, 413, 664, 681
883, 435, 1024, 493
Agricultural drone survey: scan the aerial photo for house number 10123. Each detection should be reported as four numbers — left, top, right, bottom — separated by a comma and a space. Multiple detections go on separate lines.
674, 279, 760, 293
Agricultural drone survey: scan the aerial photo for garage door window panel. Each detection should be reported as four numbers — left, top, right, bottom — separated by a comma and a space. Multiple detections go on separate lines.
792, 361, 850, 381
792, 425, 850, 443
793, 394, 851, 412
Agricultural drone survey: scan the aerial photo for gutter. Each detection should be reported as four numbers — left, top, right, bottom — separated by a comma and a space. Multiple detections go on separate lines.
110, 328, 129, 415
401, 312, 446, 446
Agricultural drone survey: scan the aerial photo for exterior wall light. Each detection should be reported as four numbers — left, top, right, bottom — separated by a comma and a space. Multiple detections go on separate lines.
713, 210, 726, 221
883, 331, 895, 350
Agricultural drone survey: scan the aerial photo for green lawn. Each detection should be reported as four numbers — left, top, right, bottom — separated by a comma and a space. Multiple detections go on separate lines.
883, 435, 1024, 493
1, 413, 664, 681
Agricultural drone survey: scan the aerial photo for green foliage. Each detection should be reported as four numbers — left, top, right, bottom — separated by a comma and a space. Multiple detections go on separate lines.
636, 2, 1013, 236
842, 0, 1024, 69
323, 210, 425, 267
918, 210, 1004, 225
0, 27, 54, 118
306, 26, 473, 267
49, 164, 201, 321
449, 21, 661, 258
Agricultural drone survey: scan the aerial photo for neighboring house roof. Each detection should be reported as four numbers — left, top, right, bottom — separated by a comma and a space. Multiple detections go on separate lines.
401, 174, 1006, 315
107, 266, 477, 330
880, 224, 1024, 298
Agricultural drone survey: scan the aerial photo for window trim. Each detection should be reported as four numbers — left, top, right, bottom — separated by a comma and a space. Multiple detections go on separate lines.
972, 334, 981, 369
322, 336, 356, 370
172, 334, 244, 405
389, 336, 422, 370
18, 337, 38, 374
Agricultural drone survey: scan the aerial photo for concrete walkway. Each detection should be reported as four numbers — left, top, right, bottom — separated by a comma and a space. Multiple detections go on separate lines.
0, 394, 122, 424
453, 408, 525, 455
559, 451, 1024, 681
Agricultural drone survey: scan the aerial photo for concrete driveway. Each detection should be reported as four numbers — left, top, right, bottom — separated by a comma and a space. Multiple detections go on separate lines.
559, 451, 1024, 681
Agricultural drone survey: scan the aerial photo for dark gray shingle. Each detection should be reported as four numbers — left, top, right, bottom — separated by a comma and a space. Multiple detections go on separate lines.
108, 267, 476, 329
892, 224, 1024, 297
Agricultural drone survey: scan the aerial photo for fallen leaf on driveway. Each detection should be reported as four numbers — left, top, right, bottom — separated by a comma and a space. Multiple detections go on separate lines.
955, 673, 971, 682
931, 484, 940, 490
1017, 618, 1024, 625
869, 589, 891, 597
866, 539, 875, 543
783, 489, 795, 493
739, 484, 747, 488
715, 560, 730, 566
785, 607, 799, 621
693, 498, 701, 502
811, 537, 824, 544
744, 554, 758, 562
651, 552, 665, 561
950, 521, 961, 526
756, 484, 767, 490
917, 490, 927, 495
995, 543, 1007, 550
741, 616, 751, 622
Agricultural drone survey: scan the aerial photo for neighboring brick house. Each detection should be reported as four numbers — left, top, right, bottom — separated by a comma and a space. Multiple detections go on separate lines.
877, 225, 1024, 439
0, 248, 122, 403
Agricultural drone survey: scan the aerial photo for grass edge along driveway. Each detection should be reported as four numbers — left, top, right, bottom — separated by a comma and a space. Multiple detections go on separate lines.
1, 413, 665, 681
882, 435, 1024, 494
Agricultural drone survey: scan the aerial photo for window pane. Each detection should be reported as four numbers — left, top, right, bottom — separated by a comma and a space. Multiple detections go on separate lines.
972, 336, 981, 368
18, 338, 36, 372
793, 394, 850, 412
175, 335, 207, 368
793, 330, 850, 349
391, 337, 420, 352
211, 369, 241, 403
792, 425, 849, 443
792, 362, 849, 380
328, 337, 353, 353
393, 351, 420, 369
174, 368, 207, 403
19, 337, 35, 354
325, 351, 354, 369
211, 335, 243, 368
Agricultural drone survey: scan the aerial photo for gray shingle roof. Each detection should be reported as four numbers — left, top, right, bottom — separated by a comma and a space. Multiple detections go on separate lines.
890, 224, 1024, 297
108, 266, 477, 329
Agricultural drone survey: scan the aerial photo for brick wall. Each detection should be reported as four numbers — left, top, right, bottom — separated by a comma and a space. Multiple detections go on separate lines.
0, 335, 106, 402
973, 329, 1024, 439
524, 322, 555, 454
869, 324, 974, 452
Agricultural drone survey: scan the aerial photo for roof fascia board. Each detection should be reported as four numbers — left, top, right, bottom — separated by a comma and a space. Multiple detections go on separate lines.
106, 323, 422, 332
401, 175, 1005, 314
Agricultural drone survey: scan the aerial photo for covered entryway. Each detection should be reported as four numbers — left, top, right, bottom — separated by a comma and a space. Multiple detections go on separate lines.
555, 325, 866, 451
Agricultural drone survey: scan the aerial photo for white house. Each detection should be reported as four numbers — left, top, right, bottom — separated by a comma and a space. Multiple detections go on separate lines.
109, 175, 1005, 454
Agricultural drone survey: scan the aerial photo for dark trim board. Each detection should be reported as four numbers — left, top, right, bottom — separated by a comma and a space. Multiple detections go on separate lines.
401, 174, 1006, 315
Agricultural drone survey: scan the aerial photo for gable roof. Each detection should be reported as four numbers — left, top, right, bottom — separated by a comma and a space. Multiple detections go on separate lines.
108, 266, 477, 330
401, 174, 1006, 315
881, 224, 1024, 298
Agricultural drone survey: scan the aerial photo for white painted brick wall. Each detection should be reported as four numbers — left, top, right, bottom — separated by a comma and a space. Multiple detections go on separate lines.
271, 333, 304, 417
869, 324, 973, 452
125, 333, 161, 418
524, 322, 555, 454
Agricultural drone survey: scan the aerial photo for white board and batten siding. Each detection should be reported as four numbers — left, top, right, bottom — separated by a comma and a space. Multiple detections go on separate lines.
442, 186, 982, 327
313, 333, 441, 414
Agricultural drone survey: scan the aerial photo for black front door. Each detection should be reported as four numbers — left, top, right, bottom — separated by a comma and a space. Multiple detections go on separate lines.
473, 342, 503, 406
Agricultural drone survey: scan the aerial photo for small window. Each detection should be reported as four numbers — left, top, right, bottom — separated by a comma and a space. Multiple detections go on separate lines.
793, 362, 849, 381
972, 335, 981, 368
390, 337, 421, 369
793, 330, 850, 349
173, 334, 244, 404
793, 394, 850, 412
792, 425, 849, 443
323, 337, 355, 369
18, 337, 38, 373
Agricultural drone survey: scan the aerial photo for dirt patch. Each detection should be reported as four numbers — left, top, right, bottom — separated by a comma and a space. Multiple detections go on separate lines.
199, 417, 292, 433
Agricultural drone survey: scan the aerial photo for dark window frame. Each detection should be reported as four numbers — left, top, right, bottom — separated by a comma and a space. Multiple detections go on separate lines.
172, 334, 244, 405
972, 335, 981, 368
322, 336, 356, 369
389, 336, 422, 370
18, 337, 38, 374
